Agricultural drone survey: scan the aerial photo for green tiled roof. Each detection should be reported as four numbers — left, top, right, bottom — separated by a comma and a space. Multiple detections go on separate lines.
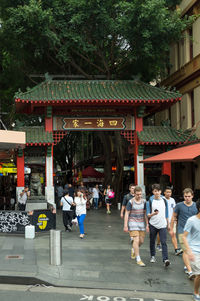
138, 126, 198, 144
15, 80, 181, 103
18, 127, 54, 144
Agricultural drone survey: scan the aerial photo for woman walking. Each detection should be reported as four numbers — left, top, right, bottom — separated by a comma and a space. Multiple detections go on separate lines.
74, 189, 87, 238
104, 185, 114, 214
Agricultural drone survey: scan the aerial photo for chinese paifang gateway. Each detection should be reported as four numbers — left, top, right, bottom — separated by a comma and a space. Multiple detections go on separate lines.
14, 79, 196, 207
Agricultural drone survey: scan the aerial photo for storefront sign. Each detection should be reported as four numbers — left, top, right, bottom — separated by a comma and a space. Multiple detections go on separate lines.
31, 210, 56, 232
0, 163, 17, 175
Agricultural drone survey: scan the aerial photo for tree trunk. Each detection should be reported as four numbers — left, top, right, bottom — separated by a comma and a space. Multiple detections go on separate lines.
113, 131, 124, 203
98, 132, 112, 186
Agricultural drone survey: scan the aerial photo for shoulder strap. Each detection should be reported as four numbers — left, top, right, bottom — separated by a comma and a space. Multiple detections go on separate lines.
148, 198, 152, 212
64, 196, 72, 207
161, 196, 168, 208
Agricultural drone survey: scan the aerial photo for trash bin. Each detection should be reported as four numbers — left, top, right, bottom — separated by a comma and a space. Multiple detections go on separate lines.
49, 229, 62, 266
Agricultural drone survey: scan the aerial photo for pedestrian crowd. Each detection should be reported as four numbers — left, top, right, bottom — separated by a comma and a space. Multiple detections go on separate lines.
122, 183, 200, 301
19, 180, 200, 300
57, 181, 115, 239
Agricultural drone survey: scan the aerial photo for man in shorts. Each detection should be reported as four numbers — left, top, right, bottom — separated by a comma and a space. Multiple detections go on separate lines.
124, 186, 148, 267
171, 187, 197, 279
182, 199, 200, 301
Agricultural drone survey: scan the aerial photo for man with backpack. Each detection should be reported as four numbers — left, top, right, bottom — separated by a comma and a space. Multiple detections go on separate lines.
146, 183, 170, 267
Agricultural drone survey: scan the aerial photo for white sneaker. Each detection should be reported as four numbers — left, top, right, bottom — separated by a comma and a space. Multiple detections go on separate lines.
184, 266, 189, 274
150, 256, 156, 263
188, 272, 195, 280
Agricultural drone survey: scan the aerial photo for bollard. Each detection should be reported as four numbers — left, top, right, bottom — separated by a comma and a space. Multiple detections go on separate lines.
49, 229, 62, 266
117, 203, 121, 210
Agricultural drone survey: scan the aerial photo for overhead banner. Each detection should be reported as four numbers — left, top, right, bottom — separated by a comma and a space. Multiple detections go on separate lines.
53, 116, 135, 131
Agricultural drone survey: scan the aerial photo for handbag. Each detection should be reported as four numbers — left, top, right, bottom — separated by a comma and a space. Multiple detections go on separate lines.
108, 191, 115, 199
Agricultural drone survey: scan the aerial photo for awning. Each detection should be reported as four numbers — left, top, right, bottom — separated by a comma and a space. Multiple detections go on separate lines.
140, 143, 200, 163
0, 130, 25, 149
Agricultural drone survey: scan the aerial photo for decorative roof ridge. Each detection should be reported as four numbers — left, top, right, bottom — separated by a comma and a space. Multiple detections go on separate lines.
138, 80, 181, 97
142, 125, 198, 137
137, 125, 198, 144
15, 79, 182, 103
16, 125, 45, 131
15, 81, 44, 98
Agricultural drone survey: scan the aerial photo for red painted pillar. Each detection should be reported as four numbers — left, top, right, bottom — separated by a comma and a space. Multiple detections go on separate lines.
162, 161, 172, 181
45, 106, 53, 132
134, 115, 143, 185
45, 117, 53, 132
135, 117, 143, 132
17, 150, 25, 187
134, 132, 138, 185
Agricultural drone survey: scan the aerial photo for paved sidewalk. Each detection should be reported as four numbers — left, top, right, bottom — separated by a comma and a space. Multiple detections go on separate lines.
0, 208, 193, 295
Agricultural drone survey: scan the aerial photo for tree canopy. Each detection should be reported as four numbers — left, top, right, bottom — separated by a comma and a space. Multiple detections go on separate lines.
0, 0, 186, 94
0, 0, 187, 193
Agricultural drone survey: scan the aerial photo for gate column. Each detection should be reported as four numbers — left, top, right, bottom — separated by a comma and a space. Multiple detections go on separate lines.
16, 149, 25, 203
134, 106, 145, 190
45, 107, 55, 206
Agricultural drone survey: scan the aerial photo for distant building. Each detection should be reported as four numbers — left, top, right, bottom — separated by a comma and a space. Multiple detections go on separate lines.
158, 0, 200, 194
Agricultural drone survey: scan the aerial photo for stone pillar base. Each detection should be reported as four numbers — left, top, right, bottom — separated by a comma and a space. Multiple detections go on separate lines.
45, 186, 55, 207
16, 187, 24, 202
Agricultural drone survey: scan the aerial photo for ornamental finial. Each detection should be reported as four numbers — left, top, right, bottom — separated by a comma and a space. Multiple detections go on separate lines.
44, 73, 53, 81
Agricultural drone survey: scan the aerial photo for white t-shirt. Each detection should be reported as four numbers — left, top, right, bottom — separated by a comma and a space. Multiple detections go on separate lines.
149, 198, 167, 229
61, 196, 73, 211
18, 191, 29, 204
184, 215, 200, 254
74, 196, 87, 216
166, 197, 176, 222
93, 188, 99, 198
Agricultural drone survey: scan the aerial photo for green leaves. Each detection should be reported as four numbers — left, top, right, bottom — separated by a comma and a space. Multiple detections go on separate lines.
0, 0, 187, 111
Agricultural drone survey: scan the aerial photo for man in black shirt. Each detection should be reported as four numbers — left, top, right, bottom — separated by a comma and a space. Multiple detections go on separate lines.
120, 184, 135, 219
68, 183, 75, 198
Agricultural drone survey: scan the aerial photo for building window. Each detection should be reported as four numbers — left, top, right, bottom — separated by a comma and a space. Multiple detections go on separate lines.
189, 27, 193, 60
191, 90, 194, 127
177, 42, 180, 69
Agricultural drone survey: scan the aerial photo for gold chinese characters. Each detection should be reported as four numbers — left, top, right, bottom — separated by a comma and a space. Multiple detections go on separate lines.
109, 120, 118, 126
72, 119, 79, 128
